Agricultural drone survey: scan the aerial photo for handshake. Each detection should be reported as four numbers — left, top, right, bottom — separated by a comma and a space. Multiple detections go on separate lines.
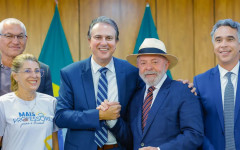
96, 100, 121, 120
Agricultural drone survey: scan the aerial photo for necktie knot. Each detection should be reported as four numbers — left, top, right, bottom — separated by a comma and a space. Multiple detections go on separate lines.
148, 86, 155, 93
99, 67, 108, 75
225, 72, 232, 81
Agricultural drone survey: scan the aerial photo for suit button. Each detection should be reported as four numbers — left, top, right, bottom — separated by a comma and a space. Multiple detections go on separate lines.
141, 143, 144, 147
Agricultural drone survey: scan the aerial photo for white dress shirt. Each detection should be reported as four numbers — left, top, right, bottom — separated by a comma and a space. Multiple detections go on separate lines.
91, 57, 118, 145
218, 61, 239, 109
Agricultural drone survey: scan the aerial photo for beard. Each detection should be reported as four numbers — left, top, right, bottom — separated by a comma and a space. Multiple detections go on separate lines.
139, 69, 166, 86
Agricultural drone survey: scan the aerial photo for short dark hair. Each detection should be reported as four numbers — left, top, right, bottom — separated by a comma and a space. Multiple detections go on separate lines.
211, 19, 240, 43
87, 16, 119, 41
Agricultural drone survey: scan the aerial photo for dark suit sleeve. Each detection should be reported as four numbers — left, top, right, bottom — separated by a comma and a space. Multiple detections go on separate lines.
109, 106, 133, 149
109, 77, 143, 148
194, 77, 215, 150
54, 69, 100, 129
38, 62, 53, 96
108, 60, 140, 150
160, 85, 204, 150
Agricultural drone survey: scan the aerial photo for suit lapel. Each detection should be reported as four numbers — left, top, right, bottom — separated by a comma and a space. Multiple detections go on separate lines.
212, 66, 224, 131
142, 77, 171, 138
234, 64, 240, 123
114, 58, 127, 107
82, 57, 96, 109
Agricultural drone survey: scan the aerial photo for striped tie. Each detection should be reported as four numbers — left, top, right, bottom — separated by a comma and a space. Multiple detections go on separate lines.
142, 86, 155, 132
224, 72, 236, 150
94, 67, 108, 147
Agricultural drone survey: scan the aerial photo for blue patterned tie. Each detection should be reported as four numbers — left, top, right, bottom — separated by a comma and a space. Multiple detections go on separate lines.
94, 67, 108, 147
224, 72, 236, 150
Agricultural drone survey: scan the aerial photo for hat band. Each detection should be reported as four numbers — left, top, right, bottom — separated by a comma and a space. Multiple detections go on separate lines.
138, 48, 166, 54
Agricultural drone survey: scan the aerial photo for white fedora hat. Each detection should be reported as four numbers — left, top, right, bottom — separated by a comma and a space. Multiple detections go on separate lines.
126, 38, 178, 69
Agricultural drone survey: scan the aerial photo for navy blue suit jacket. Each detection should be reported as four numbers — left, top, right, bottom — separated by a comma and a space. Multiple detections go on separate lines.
194, 64, 240, 150
54, 56, 140, 150
130, 77, 203, 150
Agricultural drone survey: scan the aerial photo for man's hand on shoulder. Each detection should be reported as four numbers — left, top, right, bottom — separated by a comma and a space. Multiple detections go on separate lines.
177, 79, 197, 95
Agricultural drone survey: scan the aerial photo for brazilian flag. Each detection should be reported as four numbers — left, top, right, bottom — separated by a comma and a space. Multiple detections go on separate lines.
39, 5, 73, 96
134, 4, 172, 79
38, 5, 73, 150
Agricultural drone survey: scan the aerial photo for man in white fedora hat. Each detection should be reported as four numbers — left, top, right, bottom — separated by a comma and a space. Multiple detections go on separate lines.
127, 38, 203, 150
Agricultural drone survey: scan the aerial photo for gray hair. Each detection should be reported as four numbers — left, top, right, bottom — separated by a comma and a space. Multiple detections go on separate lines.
87, 16, 119, 41
211, 19, 240, 43
0, 18, 27, 35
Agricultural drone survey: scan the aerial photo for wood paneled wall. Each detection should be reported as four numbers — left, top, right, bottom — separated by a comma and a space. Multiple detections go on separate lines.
0, 0, 240, 81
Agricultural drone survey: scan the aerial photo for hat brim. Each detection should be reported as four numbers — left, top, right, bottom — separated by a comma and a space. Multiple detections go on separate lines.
126, 53, 178, 69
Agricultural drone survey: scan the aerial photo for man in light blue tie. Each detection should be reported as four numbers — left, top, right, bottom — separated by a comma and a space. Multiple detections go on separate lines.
54, 16, 140, 150
194, 19, 240, 150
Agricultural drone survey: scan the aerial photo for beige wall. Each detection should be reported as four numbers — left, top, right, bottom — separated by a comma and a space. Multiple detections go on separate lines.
0, 0, 240, 81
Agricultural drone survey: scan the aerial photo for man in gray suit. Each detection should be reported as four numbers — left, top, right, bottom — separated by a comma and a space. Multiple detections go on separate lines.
0, 18, 53, 96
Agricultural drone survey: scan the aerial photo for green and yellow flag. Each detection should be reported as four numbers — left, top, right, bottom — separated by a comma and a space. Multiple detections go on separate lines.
134, 4, 172, 79
39, 5, 73, 97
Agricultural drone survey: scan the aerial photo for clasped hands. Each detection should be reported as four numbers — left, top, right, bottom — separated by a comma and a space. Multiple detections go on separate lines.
97, 100, 121, 120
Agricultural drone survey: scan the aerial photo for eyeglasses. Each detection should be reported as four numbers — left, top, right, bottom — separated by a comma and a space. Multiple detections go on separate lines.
17, 69, 44, 77
0, 33, 27, 41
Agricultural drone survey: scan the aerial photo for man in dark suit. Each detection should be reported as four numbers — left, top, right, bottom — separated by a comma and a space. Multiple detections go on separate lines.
0, 18, 53, 96
127, 38, 203, 150
194, 19, 240, 150
54, 16, 139, 150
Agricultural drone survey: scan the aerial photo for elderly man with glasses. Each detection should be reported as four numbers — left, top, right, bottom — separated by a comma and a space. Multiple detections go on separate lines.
0, 18, 53, 96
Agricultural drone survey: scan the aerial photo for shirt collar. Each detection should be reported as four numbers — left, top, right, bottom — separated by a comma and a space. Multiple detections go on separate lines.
0, 56, 4, 69
218, 61, 239, 78
0, 61, 10, 69
0, 63, 4, 69
91, 57, 115, 74
0, 56, 12, 69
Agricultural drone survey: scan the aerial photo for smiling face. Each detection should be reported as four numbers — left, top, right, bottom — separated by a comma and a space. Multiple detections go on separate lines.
213, 26, 240, 69
88, 22, 118, 66
13, 60, 41, 93
137, 55, 169, 86
0, 23, 27, 60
